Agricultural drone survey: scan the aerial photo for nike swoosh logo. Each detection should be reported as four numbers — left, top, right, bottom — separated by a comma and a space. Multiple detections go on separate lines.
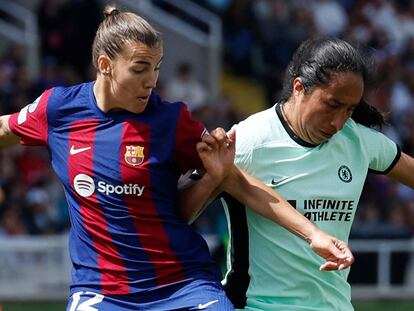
198, 299, 219, 309
271, 176, 292, 187
70, 145, 91, 155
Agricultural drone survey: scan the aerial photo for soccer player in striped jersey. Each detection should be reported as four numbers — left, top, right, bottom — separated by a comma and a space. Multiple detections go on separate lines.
201, 38, 414, 310
0, 7, 353, 311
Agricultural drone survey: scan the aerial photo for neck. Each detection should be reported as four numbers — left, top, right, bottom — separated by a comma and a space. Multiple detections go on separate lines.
282, 100, 312, 144
281, 101, 297, 133
93, 76, 115, 113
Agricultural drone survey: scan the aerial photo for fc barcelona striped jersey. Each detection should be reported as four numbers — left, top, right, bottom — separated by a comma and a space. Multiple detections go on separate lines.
9, 82, 220, 295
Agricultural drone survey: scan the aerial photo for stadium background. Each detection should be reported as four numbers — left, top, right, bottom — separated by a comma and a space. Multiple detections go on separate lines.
1, 0, 414, 310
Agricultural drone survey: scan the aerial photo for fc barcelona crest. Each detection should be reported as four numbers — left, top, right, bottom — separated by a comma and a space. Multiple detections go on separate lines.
125, 145, 145, 166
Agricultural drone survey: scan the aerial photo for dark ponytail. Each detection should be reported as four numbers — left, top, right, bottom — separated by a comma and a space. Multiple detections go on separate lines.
351, 100, 385, 129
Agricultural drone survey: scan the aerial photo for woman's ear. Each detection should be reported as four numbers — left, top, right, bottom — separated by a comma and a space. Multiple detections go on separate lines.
292, 77, 304, 96
97, 55, 112, 76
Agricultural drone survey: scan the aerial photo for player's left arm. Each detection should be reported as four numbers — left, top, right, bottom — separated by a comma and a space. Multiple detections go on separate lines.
177, 128, 233, 223
177, 173, 222, 223
0, 115, 20, 147
196, 128, 354, 270
387, 152, 414, 188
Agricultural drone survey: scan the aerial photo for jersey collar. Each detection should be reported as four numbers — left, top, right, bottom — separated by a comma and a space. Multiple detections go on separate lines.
275, 103, 318, 148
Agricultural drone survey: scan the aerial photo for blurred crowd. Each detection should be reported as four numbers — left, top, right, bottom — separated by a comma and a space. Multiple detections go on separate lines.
0, 0, 414, 256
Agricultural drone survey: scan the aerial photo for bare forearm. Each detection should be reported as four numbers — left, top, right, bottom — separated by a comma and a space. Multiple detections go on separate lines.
0, 115, 19, 147
178, 174, 221, 224
222, 166, 320, 243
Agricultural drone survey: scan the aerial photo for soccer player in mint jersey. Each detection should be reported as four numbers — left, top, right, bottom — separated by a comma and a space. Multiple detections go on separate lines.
0, 6, 354, 310
210, 38, 414, 310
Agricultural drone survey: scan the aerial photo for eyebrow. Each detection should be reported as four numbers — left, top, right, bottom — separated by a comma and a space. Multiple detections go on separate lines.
332, 99, 345, 106
331, 99, 359, 109
133, 57, 163, 66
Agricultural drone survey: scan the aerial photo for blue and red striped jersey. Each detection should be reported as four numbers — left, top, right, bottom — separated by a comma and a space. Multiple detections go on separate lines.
9, 82, 220, 295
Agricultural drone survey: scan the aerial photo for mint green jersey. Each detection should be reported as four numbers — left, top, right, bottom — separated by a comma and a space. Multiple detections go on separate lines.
222, 104, 400, 311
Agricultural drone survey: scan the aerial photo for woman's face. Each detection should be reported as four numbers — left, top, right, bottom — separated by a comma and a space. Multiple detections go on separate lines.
107, 41, 163, 114
295, 71, 364, 145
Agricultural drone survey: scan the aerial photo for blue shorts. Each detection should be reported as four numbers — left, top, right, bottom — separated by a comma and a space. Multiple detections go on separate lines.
67, 279, 234, 310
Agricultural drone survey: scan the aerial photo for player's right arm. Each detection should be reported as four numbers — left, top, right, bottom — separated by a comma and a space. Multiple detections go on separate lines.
195, 128, 354, 271
0, 115, 20, 147
221, 166, 353, 270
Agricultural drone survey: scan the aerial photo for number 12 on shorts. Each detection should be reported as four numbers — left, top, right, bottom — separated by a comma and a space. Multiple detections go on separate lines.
69, 291, 104, 311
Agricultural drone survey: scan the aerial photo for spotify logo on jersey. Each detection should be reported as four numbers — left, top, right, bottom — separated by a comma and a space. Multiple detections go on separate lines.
73, 174, 95, 197
73, 174, 146, 197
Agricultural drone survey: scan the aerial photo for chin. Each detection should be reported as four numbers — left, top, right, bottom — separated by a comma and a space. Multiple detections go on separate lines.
310, 136, 327, 145
128, 101, 148, 114
131, 106, 147, 114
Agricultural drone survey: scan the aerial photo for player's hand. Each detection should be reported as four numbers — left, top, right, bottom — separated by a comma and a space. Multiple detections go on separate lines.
309, 230, 354, 271
197, 127, 235, 185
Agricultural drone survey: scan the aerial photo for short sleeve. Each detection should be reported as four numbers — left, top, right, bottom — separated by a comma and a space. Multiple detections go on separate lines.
174, 103, 206, 173
359, 125, 400, 174
234, 122, 254, 174
8, 88, 53, 146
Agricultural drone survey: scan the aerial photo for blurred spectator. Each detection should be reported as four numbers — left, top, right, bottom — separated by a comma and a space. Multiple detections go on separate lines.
0, 204, 27, 236
310, 0, 348, 36
37, 0, 65, 65
15, 147, 51, 187
221, 0, 256, 74
252, 0, 316, 104
23, 187, 57, 235
38, 0, 101, 79
165, 62, 208, 112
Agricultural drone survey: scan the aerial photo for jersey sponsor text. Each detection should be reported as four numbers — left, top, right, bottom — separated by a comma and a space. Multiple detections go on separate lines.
73, 173, 145, 197
303, 199, 355, 222
97, 181, 145, 196
304, 199, 354, 210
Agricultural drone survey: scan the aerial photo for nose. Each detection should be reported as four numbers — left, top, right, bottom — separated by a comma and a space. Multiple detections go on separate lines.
330, 110, 349, 132
144, 71, 159, 89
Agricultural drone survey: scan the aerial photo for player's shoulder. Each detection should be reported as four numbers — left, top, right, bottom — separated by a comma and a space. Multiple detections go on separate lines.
46, 82, 92, 109
342, 118, 382, 139
335, 118, 392, 156
50, 82, 89, 97
41, 82, 97, 127
235, 106, 278, 143
148, 92, 194, 124
149, 91, 188, 112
